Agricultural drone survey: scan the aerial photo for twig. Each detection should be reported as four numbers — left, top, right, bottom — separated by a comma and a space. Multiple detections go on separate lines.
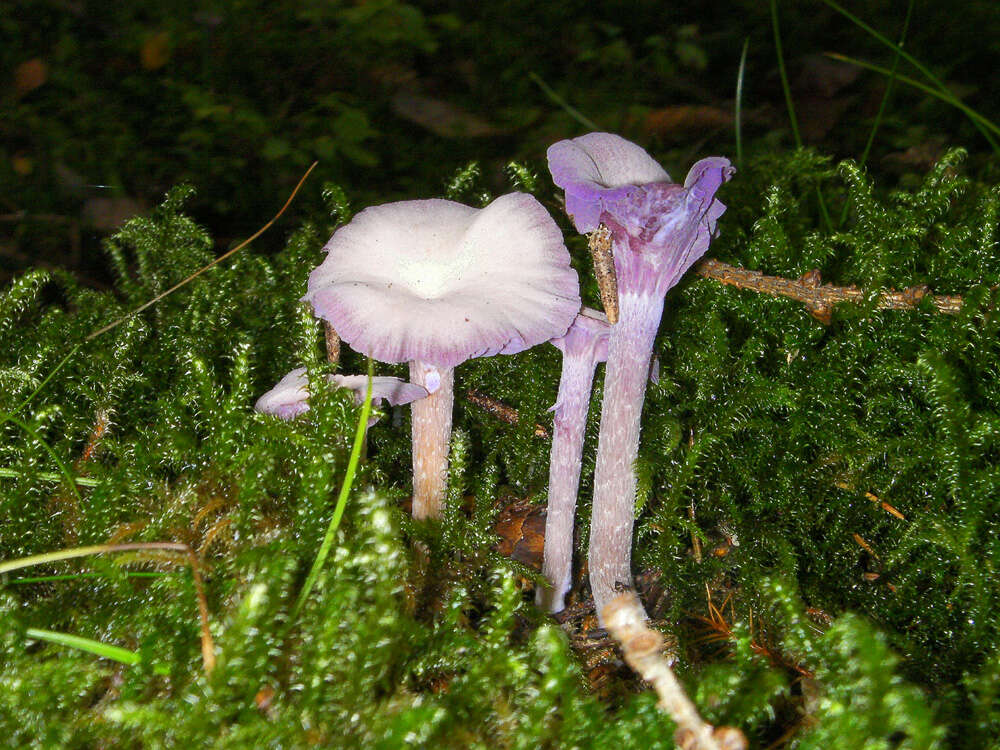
696, 258, 963, 324
689, 498, 702, 563
589, 224, 619, 323
86, 162, 317, 341
324, 321, 341, 366
465, 389, 549, 438
603, 592, 747, 750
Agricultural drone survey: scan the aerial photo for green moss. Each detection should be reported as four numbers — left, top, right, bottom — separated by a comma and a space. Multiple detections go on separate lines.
1, 150, 1000, 745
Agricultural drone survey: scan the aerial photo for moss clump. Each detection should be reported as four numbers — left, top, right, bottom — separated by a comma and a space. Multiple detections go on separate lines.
1, 149, 998, 746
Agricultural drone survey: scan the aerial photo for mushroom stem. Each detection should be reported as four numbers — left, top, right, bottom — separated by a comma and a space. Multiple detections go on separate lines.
589, 292, 663, 624
409, 361, 455, 520
537, 353, 600, 613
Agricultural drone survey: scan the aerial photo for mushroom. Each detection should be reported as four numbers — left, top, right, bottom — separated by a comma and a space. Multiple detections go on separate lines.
547, 132, 733, 623
255, 367, 427, 425
303, 194, 581, 520
537, 307, 610, 613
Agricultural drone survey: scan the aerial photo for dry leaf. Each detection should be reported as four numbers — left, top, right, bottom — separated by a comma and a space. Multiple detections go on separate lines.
11, 154, 34, 176
141, 32, 172, 71
81, 197, 149, 231
391, 90, 503, 138
644, 105, 732, 139
14, 59, 48, 96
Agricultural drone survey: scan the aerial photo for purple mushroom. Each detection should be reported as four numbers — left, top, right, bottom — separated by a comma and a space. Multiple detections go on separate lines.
255, 367, 427, 426
537, 307, 610, 613
548, 132, 733, 623
303, 194, 581, 520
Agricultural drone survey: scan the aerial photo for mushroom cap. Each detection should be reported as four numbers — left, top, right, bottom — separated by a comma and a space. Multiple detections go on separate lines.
551, 306, 611, 363
304, 194, 581, 370
547, 132, 671, 233
255, 367, 428, 420
599, 156, 733, 298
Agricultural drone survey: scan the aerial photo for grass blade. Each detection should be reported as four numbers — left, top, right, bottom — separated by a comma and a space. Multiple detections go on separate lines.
0, 541, 215, 673
826, 53, 1000, 139
839, 0, 913, 229
0, 410, 82, 504
0, 542, 188, 575
529, 72, 601, 132
288, 357, 375, 623
9, 571, 165, 584
0, 466, 100, 486
734, 38, 750, 170
770, 0, 801, 149
770, 0, 833, 232
856, 0, 913, 170
25, 627, 170, 675
819, 0, 1000, 152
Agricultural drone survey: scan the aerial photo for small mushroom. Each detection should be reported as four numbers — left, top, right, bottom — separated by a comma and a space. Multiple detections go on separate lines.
255, 367, 427, 426
537, 307, 610, 613
548, 132, 733, 623
304, 194, 580, 519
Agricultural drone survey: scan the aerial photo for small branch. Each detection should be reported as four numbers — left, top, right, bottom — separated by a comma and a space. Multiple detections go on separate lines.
589, 224, 619, 323
465, 389, 549, 438
696, 258, 963, 324
603, 592, 747, 750
324, 321, 341, 366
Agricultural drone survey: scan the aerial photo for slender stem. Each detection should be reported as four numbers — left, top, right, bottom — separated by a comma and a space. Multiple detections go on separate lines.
86, 162, 317, 341
538, 354, 599, 613
770, 0, 833, 232
409, 362, 454, 520
589, 292, 663, 624
0, 410, 82, 505
528, 72, 601, 132
734, 37, 750, 171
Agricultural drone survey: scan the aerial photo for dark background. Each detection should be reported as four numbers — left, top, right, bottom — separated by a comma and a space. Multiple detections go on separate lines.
3, 0, 999, 285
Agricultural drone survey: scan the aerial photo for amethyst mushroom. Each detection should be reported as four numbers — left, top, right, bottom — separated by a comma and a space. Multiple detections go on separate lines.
255, 367, 427, 425
537, 307, 610, 613
548, 132, 733, 623
304, 194, 581, 520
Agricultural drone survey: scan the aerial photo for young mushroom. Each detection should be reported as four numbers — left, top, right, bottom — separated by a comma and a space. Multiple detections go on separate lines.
255, 367, 427, 425
304, 194, 581, 520
537, 307, 610, 614
548, 132, 733, 623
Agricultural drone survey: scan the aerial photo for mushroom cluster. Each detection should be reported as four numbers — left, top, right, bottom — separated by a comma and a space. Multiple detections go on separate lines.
257, 132, 731, 628
547, 132, 733, 623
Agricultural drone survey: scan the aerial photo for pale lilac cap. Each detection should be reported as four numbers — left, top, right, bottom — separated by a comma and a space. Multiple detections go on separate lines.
304, 194, 581, 370
547, 132, 671, 233
255, 367, 428, 421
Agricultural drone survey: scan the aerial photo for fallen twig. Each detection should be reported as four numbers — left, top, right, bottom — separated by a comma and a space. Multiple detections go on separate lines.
696, 258, 963, 324
603, 592, 747, 750
465, 389, 549, 438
